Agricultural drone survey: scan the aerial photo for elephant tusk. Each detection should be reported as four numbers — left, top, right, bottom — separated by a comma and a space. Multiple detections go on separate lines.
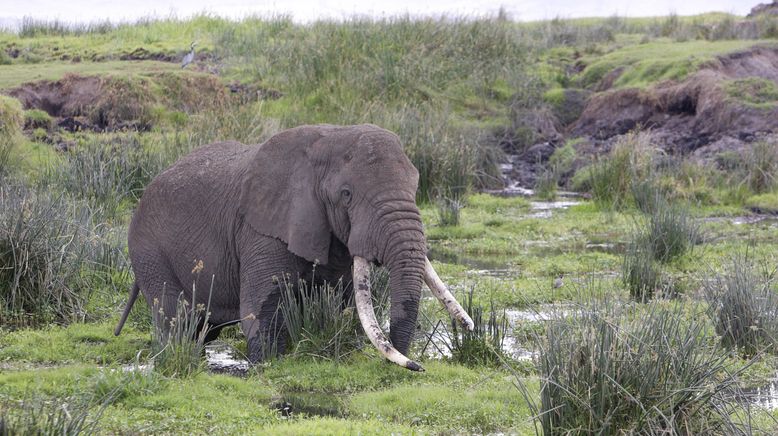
353, 256, 424, 372
424, 258, 475, 331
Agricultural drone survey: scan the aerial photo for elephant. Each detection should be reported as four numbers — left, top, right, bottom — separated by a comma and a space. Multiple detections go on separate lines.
114, 124, 473, 370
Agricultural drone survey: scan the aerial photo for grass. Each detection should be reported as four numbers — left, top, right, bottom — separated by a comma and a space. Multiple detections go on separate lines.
0, 61, 181, 89
0, 95, 23, 177
279, 271, 388, 362
534, 296, 755, 434
447, 287, 508, 367
150, 283, 213, 378
705, 256, 778, 357
726, 77, 778, 108
575, 39, 773, 89
2, 11, 778, 434
0, 184, 121, 326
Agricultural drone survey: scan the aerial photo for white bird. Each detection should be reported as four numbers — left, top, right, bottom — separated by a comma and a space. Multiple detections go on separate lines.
181, 42, 197, 69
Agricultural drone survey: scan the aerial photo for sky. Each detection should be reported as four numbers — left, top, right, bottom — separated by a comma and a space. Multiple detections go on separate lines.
0, 0, 757, 28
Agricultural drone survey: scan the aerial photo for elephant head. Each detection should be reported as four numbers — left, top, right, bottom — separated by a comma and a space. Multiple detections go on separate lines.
239, 124, 473, 370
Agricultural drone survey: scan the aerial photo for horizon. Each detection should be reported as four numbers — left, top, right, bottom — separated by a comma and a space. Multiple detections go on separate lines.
0, 0, 757, 30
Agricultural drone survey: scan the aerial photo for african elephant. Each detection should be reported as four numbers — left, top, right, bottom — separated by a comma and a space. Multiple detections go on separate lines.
114, 124, 473, 370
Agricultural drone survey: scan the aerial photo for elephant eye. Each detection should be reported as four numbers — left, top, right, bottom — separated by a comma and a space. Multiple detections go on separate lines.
341, 188, 352, 204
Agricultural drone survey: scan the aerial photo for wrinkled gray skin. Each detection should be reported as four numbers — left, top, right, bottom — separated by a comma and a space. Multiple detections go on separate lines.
118, 124, 426, 362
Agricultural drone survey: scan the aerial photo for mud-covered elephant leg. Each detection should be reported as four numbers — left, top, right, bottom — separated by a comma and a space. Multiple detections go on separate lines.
238, 235, 299, 363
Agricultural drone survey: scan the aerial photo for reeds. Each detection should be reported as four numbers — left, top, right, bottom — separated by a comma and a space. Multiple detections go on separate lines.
536, 297, 752, 434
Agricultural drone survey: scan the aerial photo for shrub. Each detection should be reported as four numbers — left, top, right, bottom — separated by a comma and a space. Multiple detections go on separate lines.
0, 185, 118, 326
537, 298, 752, 434
704, 256, 778, 357
279, 267, 390, 361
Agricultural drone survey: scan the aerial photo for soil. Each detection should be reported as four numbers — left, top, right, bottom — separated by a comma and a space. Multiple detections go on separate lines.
504, 45, 778, 187
5, 72, 230, 131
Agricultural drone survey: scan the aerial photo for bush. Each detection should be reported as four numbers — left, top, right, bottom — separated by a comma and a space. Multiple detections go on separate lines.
0, 185, 119, 326
537, 298, 752, 434
704, 256, 778, 357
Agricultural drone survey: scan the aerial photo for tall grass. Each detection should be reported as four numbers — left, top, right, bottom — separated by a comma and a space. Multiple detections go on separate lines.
622, 240, 665, 301
0, 184, 119, 326
448, 287, 508, 367
43, 134, 161, 216
744, 140, 778, 194
535, 297, 753, 434
588, 132, 655, 210
640, 202, 701, 263
279, 268, 390, 361
705, 256, 778, 357
150, 279, 214, 377
0, 95, 23, 179
0, 396, 102, 435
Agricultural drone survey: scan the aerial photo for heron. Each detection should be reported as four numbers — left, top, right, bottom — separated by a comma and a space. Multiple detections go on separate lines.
181, 42, 197, 69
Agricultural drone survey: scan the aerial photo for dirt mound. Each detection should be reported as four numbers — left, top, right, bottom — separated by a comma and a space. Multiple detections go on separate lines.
748, 1, 778, 17
571, 45, 778, 153
7, 73, 229, 131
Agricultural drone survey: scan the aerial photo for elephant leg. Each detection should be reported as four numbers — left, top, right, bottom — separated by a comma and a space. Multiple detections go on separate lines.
238, 236, 301, 364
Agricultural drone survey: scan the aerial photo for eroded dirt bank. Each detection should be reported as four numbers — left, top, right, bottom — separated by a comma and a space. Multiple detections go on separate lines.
506, 45, 778, 187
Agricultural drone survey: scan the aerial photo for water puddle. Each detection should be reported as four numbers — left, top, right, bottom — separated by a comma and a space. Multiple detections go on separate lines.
701, 215, 778, 226
271, 391, 346, 418
742, 376, 778, 410
427, 248, 519, 278
528, 200, 581, 219
206, 343, 250, 376
420, 305, 570, 362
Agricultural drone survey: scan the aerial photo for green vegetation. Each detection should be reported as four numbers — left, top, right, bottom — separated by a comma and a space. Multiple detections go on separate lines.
705, 256, 778, 356
727, 77, 778, 108
535, 297, 752, 434
576, 39, 770, 89
1, 10, 778, 434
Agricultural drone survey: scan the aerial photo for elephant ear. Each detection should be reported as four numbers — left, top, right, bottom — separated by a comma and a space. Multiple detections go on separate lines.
239, 127, 332, 265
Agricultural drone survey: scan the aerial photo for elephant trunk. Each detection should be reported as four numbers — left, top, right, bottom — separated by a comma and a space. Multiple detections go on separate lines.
353, 256, 423, 371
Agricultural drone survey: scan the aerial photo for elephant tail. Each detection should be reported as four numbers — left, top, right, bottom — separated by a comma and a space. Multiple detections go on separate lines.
114, 282, 140, 336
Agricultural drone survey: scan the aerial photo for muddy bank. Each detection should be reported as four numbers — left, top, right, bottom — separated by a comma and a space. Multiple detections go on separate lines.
5, 72, 229, 131
503, 45, 778, 188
